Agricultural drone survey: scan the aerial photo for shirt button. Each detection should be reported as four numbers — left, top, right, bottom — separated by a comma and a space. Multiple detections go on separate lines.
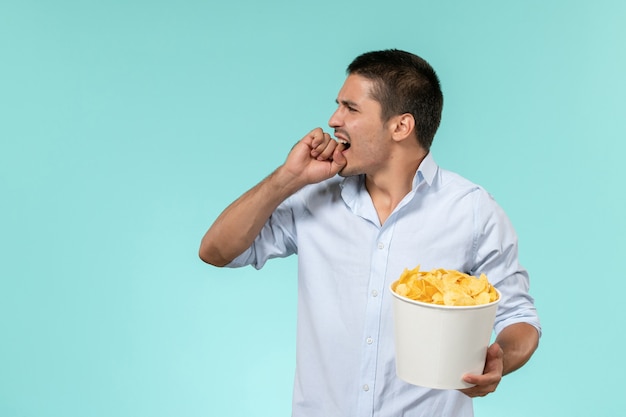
377, 242, 384, 249
371, 290, 379, 297
366, 337, 373, 344
363, 384, 370, 391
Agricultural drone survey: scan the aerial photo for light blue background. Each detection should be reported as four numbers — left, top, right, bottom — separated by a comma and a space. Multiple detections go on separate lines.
1, 1, 625, 416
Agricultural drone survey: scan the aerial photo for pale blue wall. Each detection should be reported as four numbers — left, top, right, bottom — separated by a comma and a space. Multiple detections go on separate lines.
1, 1, 625, 416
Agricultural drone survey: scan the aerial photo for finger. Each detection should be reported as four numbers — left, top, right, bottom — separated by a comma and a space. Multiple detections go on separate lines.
459, 374, 499, 397
315, 136, 338, 160
311, 132, 332, 157
459, 383, 496, 398
304, 126, 322, 144
462, 371, 500, 388
328, 146, 347, 175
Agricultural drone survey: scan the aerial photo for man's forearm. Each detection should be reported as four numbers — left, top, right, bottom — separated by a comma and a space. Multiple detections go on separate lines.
198, 166, 304, 267
496, 322, 540, 375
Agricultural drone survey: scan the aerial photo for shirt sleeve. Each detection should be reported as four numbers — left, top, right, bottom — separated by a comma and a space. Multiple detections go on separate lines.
226, 195, 299, 270
471, 189, 542, 336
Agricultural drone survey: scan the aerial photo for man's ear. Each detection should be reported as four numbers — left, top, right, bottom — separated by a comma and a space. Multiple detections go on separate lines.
390, 113, 416, 143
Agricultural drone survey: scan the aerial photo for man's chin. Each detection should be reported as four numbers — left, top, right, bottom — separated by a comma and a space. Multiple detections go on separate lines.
338, 166, 359, 178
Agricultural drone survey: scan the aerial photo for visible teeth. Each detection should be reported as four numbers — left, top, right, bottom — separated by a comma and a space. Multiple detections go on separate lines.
338, 140, 350, 149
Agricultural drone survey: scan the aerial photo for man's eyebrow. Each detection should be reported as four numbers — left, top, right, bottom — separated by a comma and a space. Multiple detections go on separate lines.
335, 99, 359, 108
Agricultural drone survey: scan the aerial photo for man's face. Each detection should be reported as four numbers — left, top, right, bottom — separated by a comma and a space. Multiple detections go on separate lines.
328, 74, 393, 177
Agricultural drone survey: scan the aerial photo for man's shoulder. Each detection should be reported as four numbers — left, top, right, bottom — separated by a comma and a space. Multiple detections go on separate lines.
436, 166, 484, 194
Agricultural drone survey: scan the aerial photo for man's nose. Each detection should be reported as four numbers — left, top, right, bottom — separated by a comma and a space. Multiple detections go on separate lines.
328, 108, 342, 128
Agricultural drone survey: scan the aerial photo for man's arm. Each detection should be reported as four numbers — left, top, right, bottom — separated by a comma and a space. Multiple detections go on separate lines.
496, 322, 540, 375
199, 128, 347, 266
460, 322, 540, 397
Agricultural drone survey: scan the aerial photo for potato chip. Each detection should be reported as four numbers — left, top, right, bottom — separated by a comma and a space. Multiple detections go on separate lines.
391, 266, 498, 306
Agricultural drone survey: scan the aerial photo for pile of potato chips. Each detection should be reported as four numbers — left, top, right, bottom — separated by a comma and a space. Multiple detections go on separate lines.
392, 266, 499, 306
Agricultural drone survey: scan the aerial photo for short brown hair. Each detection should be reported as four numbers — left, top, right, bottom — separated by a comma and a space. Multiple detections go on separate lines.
347, 49, 443, 151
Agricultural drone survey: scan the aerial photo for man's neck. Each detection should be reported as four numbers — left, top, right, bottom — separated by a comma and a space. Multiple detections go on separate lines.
365, 151, 427, 225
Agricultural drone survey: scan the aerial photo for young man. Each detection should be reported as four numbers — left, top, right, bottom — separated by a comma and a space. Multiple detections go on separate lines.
200, 49, 540, 417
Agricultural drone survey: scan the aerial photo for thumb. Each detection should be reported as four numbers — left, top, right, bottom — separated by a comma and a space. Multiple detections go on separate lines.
329, 147, 347, 175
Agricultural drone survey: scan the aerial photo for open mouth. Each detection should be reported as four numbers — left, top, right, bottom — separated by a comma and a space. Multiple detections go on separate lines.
337, 139, 351, 150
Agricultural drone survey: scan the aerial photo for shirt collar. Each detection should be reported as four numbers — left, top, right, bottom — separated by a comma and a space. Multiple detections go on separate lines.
340, 152, 438, 191
339, 152, 439, 220
413, 152, 437, 189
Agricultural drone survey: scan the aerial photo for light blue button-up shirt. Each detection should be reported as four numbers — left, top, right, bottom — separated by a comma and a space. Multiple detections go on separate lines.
228, 153, 540, 417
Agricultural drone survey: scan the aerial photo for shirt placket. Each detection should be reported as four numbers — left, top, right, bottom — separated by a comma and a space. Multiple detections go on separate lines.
356, 223, 394, 417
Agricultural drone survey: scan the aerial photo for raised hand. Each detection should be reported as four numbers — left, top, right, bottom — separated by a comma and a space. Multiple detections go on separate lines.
281, 128, 347, 187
